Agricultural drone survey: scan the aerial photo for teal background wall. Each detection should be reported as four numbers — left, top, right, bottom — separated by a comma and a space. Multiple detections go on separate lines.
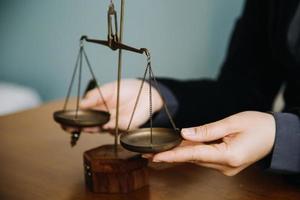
0, 0, 244, 101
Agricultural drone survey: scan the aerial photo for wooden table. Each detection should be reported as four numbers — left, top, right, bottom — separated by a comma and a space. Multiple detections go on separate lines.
0, 100, 299, 200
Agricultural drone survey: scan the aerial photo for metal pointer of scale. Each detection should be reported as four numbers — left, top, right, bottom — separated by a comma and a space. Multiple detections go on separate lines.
70, 79, 98, 147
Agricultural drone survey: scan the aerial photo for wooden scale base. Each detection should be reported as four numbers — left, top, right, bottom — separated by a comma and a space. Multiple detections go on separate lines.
83, 144, 149, 193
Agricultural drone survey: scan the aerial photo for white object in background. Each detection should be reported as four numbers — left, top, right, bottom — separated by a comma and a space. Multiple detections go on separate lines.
0, 82, 41, 116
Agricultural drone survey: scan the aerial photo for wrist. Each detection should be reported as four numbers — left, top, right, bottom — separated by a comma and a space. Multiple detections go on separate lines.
264, 112, 276, 155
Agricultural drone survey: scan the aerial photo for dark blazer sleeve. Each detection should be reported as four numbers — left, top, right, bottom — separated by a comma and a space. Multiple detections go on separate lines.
270, 112, 300, 173
157, 0, 284, 128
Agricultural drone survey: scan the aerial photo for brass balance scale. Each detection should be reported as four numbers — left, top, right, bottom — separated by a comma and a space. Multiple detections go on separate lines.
53, 0, 181, 153
53, 0, 182, 193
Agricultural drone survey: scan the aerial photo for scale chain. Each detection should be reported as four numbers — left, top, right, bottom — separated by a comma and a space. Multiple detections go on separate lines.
126, 64, 150, 131
149, 66, 179, 132
146, 50, 153, 145
82, 48, 110, 113
148, 64, 153, 145
63, 47, 81, 110
144, 49, 179, 132
63, 41, 110, 117
75, 47, 83, 118
126, 50, 179, 137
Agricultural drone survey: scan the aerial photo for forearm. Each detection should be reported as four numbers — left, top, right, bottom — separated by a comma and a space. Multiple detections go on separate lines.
155, 78, 274, 128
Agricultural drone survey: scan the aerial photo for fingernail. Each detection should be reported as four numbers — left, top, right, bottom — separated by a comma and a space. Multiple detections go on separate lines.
152, 158, 161, 162
102, 124, 110, 130
182, 128, 194, 137
142, 154, 150, 159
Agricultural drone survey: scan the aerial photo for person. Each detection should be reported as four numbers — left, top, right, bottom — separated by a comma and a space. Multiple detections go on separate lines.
66, 0, 300, 176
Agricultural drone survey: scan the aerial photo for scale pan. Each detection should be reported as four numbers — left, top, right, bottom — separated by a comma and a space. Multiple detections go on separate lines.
53, 109, 110, 127
120, 128, 182, 153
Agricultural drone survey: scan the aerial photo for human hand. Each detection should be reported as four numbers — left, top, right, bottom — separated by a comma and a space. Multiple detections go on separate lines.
148, 111, 276, 176
63, 79, 163, 133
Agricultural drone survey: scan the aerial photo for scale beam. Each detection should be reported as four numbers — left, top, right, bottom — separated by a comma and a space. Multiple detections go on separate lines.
80, 35, 146, 54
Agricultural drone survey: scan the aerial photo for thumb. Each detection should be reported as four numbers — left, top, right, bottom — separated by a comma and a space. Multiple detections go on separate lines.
181, 117, 238, 142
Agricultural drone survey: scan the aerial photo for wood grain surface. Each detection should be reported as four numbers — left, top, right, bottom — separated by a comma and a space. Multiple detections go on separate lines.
0, 100, 299, 200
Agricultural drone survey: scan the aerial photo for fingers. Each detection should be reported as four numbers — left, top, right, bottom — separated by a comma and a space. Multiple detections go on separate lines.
61, 125, 102, 134
102, 115, 121, 130
147, 151, 244, 176
80, 86, 113, 109
141, 141, 197, 160
181, 116, 240, 142
61, 125, 79, 133
142, 154, 154, 159
152, 143, 228, 164
102, 107, 147, 130
83, 127, 102, 133
192, 162, 244, 176
80, 89, 99, 108
192, 162, 227, 171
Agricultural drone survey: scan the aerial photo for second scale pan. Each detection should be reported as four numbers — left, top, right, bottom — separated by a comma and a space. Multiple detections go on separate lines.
53, 109, 110, 127
120, 128, 182, 153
